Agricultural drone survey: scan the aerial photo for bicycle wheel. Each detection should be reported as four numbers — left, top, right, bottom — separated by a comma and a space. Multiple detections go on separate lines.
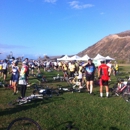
122, 93, 130, 102
7, 117, 42, 130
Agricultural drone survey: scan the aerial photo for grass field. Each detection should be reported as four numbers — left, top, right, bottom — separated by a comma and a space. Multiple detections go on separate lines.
0, 65, 130, 130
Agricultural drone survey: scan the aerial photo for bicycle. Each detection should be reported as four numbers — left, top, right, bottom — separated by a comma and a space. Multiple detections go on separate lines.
7, 117, 42, 130
110, 77, 130, 102
122, 82, 130, 102
65, 75, 86, 93
8, 94, 43, 106
32, 84, 60, 97
8, 84, 60, 106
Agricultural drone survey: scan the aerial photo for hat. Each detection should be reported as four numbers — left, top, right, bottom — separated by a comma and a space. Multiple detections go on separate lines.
88, 59, 92, 61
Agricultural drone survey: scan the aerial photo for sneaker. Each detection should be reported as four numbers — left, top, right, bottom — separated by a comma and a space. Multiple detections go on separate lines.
78, 90, 81, 93
86, 90, 90, 93
16, 90, 18, 94
13, 92, 16, 95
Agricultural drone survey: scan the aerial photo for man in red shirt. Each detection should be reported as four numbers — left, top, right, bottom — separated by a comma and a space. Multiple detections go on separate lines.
98, 61, 111, 97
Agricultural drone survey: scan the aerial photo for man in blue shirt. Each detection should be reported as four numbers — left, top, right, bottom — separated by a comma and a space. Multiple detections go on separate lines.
82, 59, 96, 94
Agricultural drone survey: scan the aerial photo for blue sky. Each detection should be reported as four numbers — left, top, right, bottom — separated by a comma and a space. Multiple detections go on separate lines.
0, 0, 130, 59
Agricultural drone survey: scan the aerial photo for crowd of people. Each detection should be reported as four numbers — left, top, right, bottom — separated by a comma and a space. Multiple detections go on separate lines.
0, 57, 119, 99
0, 58, 29, 99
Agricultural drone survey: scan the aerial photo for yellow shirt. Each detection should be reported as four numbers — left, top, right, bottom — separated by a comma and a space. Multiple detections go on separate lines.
115, 64, 118, 70
63, 64, 67, 71
69, 64, 75, 72
0, 64, 2, 70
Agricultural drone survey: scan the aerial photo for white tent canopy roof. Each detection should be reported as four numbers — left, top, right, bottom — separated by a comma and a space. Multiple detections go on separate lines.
57, 55, 70, 61
105, 56, 115, 60
78, 54, 90, 61
57, 54, 115, 61
68, 55, 81, 60
93, 54, 106, 60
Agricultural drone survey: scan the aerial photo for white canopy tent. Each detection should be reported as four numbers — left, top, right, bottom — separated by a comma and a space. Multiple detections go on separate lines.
93, 54, 106, 60
68, 55, 81, 60
105, 56, 115, 61
57, 55, 70, 61
78, 54, 90, 61
93, 54, 106, 67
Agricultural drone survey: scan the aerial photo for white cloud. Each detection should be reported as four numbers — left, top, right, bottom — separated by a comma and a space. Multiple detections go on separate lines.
44, 0, 57, 4
69, 1, 94, 9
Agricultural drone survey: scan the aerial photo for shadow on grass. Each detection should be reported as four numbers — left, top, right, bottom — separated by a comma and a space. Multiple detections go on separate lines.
0, 96, 65, 117
0, 127, 7, 130
47, 121, 79, 130
109, 126, 120, 130
47, 121, 120, 130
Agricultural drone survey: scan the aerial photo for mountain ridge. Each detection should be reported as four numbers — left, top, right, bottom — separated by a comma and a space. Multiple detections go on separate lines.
77, 30, 130, 63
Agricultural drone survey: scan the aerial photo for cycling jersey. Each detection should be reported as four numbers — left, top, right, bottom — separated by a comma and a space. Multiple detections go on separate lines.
98, 64, 109, 80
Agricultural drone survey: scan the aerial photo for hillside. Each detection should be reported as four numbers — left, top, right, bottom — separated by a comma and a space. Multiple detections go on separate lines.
78, 30, 130, 63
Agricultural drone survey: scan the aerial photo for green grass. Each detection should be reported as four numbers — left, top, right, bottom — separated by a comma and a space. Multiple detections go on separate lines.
0, 65, 130, 130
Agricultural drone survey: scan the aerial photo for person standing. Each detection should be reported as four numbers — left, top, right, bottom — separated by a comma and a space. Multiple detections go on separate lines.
98, 61, 111, 98
106, 60, 112, 81
18, 61, 29, 99
82, 59, 96, 94
69, 62, 76, 78
25, 58, 29, 77
62, 62, 69, 80
0, 60, 3, 77
113, 61, 119, 76
11, 60, 20, 95
2, 59, 8, 81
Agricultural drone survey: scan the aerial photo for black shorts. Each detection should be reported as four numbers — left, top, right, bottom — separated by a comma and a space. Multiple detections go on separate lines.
99, 79, 108, 86
3, 69, 7, 74
31, 67, 34, 70
86, 75, 94, 81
